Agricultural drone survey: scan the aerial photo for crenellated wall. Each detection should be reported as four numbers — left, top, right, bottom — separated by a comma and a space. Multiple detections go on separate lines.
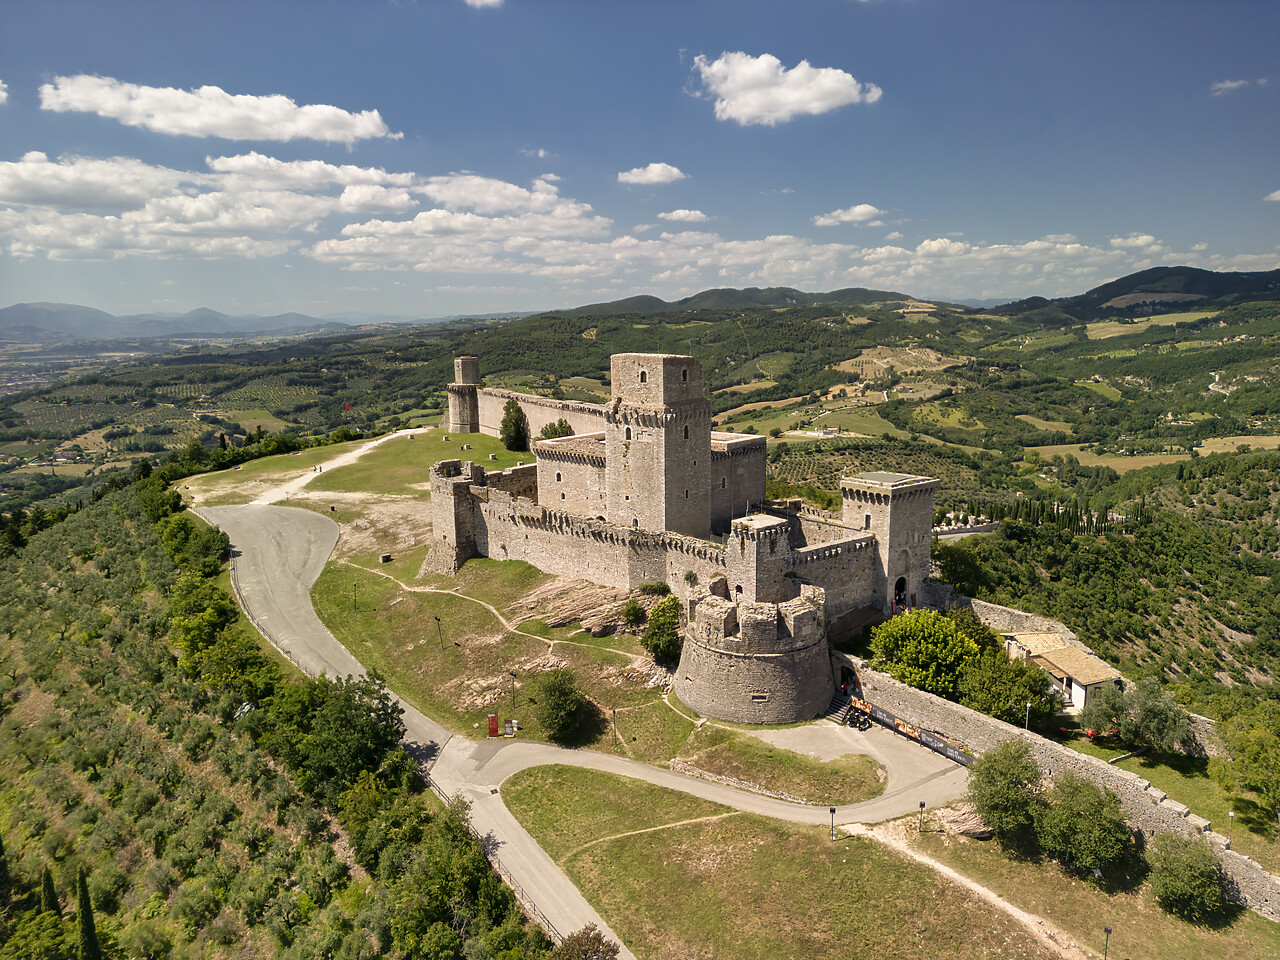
676, 586, 834, 723
476, 388, 606, 439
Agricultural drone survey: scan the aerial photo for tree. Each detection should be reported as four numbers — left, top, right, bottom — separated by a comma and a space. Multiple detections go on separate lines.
1148, 832, 1232, 924
1220, 700, 1280, 816
958, 648, 1055, 726
1036, 772, 1133, 878
551, 924, 621, 960
538, 418, 574, 441
870, 609, 979, 698
0, 834, 10, 906
40, 867, 59, 916
499, 398, 529, 452
75, 867, 101, 960
536, 669, 588, 744
641, 595, 683, 663
966, 739, 1042, 844
1081, 679, 1189, 752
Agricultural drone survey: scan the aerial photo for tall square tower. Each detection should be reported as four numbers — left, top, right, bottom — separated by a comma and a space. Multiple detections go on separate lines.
840, 472, 939, 614
604, 354, 712, 539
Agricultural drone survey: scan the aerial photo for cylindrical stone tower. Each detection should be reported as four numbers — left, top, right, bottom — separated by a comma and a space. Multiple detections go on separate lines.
447, 356, 481, 433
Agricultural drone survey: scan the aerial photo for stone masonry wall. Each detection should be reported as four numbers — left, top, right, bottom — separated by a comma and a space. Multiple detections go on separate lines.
476, 388, 606, 439
854, 660, 1279, 921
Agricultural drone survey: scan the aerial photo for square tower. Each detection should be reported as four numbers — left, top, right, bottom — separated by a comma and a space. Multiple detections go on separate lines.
840, 472, 939, 615
604, 354, 712, 539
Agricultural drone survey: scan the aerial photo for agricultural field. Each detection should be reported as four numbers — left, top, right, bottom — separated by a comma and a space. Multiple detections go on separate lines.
834, 345, 967, 376
1085, 311, 1217, 339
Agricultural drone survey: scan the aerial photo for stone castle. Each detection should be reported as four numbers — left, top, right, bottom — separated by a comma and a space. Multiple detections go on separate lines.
430, 353, 938, 723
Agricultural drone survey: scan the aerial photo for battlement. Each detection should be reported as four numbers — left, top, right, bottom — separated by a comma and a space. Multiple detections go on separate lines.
610, 353, 705, 407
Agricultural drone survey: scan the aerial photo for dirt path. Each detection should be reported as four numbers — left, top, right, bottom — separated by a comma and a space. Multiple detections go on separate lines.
861, 819, 1091, 960
250, 426, 433, 505
557, 812, 743, 864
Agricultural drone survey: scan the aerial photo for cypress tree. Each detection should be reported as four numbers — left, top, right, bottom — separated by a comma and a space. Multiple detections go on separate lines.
76, 866, 101, 960
0, 833, 10, 902
40, 866, 60, 916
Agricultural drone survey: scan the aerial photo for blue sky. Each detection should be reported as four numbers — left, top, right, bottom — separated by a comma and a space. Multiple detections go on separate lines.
1, 0, 1277, 318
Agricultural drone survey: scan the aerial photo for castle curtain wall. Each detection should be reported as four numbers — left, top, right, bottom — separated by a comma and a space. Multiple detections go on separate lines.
475, 389, 605, 438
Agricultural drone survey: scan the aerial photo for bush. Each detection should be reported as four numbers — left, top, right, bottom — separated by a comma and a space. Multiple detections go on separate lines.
536, 669, 588, 744
499, 398, 529, 452
1036, 772, 1134, 879
641, 595, 683, 664
620, 598, 645, 627
1149, 832, 1233, 924
966, 740, 1042, 845
637, 582, 671, 596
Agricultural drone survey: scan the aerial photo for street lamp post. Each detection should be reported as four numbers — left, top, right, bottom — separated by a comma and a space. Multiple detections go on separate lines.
434, 616, 444, 652
830, 806, 836, 842
1025, 700, 1031, 730
509, 670, 517, 704
919, 800, 926, 833
1103, 926, 1111, 960
1228, 811, 1234, 849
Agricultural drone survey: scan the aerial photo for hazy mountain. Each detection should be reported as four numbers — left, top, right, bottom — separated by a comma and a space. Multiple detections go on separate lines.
0, 303, 351, 343
559, 285, 913, 317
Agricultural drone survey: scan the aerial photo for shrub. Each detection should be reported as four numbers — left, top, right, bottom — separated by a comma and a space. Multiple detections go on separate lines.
966, 740, 1042, 845
620, 598, 645, 626
499, 398, 529, 451
637, 582, 671, 596
1036, 772, 1134, 879
536, 669, 588, 744
1149, 832, 1233, 924
641, 596, 683, 664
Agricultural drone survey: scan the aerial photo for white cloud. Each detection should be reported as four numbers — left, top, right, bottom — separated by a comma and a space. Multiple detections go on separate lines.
520, 147, 550, 159
465, 0, 503, 7
1043, 233, 1077, 243
207, 152, 414, 188
1265, 189, 1280, 202
0, 80, 8, 105
692, 51, 881, 126
885, 231, 902, 240
813, 203, 885, 227
1109, 233, 1158, 249
0, 152, 204, 210
657, 209, 708, 222
617, 162, 687, 185
1210, 79, 1249, 96
39, 75, 401, 143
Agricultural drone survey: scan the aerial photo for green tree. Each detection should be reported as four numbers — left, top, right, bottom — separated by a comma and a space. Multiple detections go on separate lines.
1081, 679, 1189, 752
619, 598, 645, 627
536, 669, 588, 744
0, 910, 71, 960
40, 867, 60, 916
641, 595, 683, 664
537, 418, 575, 441
870, 609, 979, 697
958, 648, 1054, 726
75, 867, 101, 960
966, 739, 1042, 845
500, 398, 529, 452
1036, 772, 1133, 878
550, 923, 621, 960
1148, 832, 1232, 924
1220, 700, 1280, 816
0, 834, 10, 906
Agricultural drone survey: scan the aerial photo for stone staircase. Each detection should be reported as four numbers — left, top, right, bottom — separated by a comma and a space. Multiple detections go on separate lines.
824, 691, 852, 725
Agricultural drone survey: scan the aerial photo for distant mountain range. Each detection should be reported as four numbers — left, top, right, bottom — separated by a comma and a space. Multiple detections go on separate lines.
990, 266, 1280, 322
0, 303, 357, 344
556, 285, 918, 317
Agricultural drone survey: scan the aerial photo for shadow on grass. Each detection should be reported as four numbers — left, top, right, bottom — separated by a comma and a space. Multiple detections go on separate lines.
1230, 794, 1279, 840
550, 701, 610, 750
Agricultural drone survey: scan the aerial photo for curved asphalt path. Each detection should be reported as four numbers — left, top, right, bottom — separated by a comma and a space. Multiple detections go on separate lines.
197, 502, 967, 958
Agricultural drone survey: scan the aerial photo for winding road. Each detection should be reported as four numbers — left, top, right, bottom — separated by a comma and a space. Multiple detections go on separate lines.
194, 454, 969, 958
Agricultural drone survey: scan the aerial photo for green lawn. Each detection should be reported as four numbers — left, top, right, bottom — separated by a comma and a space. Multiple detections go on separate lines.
503, 767, 1061, 960
911, 820, 1279, 960
675, 726, 884, 804
309, 430, 527, 497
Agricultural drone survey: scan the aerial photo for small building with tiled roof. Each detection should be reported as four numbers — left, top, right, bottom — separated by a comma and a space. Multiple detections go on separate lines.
1033, 645, 1122, 711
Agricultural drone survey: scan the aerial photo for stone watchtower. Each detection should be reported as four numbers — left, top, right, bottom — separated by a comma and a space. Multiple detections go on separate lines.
447, 356, 481, 433
841, 472, 939, 615
604, 354, 711, 539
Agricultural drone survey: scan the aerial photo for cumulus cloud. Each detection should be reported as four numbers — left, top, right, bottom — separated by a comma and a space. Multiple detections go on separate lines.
1265, 189, 1280, 202
657, 209, 708, 222
39, 75, 401, 143
0, 80, 8, 105
0, 152, 205, 210
692, 52, 880, 126
207, 152, 414, 188
1109, 233, 1158, 249
617, 162, 687, 185
465, 0, 503, 7
885, 231, 902, 240
1043, 233, 1077, 243
812, 203, 884, 227
1210, 79, 1249, 96
521, 147, 550, 159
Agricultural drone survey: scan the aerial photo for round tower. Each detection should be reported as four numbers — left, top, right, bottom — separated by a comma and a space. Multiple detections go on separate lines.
447, 356, 481, 433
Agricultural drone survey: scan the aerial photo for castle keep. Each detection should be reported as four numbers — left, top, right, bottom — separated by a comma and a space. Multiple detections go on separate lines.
432, 353, 939, 723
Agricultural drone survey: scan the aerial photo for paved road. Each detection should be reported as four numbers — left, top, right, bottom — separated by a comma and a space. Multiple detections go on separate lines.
198, 500, 967, 958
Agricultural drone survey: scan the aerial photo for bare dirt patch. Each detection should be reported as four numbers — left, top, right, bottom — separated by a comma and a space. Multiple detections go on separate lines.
508, 577, 632, 635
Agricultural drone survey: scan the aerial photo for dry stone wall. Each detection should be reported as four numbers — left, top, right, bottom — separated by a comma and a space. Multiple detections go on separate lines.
854, 659, 1280, 921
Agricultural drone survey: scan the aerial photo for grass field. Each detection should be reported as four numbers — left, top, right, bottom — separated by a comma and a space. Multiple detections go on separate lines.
674, 725, 884, 804
1017, 414, 1075, 433
503, 766, 1060, 960
910, 821, 1280, 960
308, 431, 524, 498
1031, 443, 1187, 473
1076, 380, 1124, 401
1085, 311, 1216, 340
